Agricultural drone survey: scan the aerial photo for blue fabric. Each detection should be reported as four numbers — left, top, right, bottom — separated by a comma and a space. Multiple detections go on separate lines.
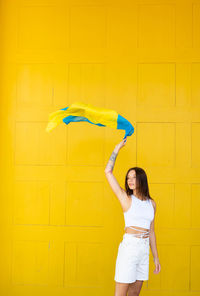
117, 114, 134, 138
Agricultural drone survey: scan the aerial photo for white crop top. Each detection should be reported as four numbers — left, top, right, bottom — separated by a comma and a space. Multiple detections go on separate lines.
124, 194, 154, 229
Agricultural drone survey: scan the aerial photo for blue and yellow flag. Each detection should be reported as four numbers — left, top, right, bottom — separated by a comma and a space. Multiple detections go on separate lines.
46, 102, 134, 139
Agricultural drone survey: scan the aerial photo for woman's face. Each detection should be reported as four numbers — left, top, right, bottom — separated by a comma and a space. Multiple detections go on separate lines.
127, 170, 137, 190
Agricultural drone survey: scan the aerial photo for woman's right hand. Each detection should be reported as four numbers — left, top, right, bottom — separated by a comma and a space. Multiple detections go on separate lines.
114, 137, 127, 152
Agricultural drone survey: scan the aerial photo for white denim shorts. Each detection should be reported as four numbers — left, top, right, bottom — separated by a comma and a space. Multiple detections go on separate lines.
114, 233, 150, 283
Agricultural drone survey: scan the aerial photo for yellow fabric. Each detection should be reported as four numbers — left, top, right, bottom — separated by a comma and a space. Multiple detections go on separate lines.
46, 101, 118, 132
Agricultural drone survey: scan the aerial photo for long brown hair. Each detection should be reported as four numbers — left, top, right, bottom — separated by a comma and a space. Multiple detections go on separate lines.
125, 167, 153, 201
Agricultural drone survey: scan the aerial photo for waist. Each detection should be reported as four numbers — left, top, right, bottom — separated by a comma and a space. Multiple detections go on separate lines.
124, 226, 150, 239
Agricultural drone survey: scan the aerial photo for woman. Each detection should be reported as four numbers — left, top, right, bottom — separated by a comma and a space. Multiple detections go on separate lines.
105, 138, 161, 296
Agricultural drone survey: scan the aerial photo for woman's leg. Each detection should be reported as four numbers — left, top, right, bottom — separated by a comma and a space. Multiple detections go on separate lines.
127, 280, 143, 296
114, 282, 130, 296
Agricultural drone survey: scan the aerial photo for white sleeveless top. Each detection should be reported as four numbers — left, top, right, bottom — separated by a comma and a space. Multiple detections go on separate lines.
124, 194, 154, 229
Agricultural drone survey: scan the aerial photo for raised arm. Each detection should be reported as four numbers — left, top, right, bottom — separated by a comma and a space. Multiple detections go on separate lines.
104, 139, 129, 211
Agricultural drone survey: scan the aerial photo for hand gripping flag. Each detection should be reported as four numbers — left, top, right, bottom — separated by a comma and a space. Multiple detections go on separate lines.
46, 101, 134, 139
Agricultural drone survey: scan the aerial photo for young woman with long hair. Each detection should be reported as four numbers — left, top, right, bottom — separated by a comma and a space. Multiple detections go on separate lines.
105, 138, 161, 296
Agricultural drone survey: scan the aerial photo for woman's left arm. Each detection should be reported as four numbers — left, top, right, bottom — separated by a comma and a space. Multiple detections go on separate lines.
149, 201, 161, 274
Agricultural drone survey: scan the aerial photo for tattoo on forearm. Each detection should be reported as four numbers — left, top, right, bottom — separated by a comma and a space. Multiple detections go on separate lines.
105, 151, 118, 173
110, 152, 117, 162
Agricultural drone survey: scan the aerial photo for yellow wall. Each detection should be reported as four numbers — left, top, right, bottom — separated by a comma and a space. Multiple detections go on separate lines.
1, 0, 200, 295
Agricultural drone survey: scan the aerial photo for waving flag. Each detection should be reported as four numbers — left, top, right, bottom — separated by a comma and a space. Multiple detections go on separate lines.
46, 101, 134, 139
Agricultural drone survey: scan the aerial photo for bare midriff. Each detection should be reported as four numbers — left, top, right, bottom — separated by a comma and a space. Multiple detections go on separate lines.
124, 225, 150, 238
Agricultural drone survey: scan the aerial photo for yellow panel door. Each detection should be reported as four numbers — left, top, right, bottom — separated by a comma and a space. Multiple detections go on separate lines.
0, 0, 200, 295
